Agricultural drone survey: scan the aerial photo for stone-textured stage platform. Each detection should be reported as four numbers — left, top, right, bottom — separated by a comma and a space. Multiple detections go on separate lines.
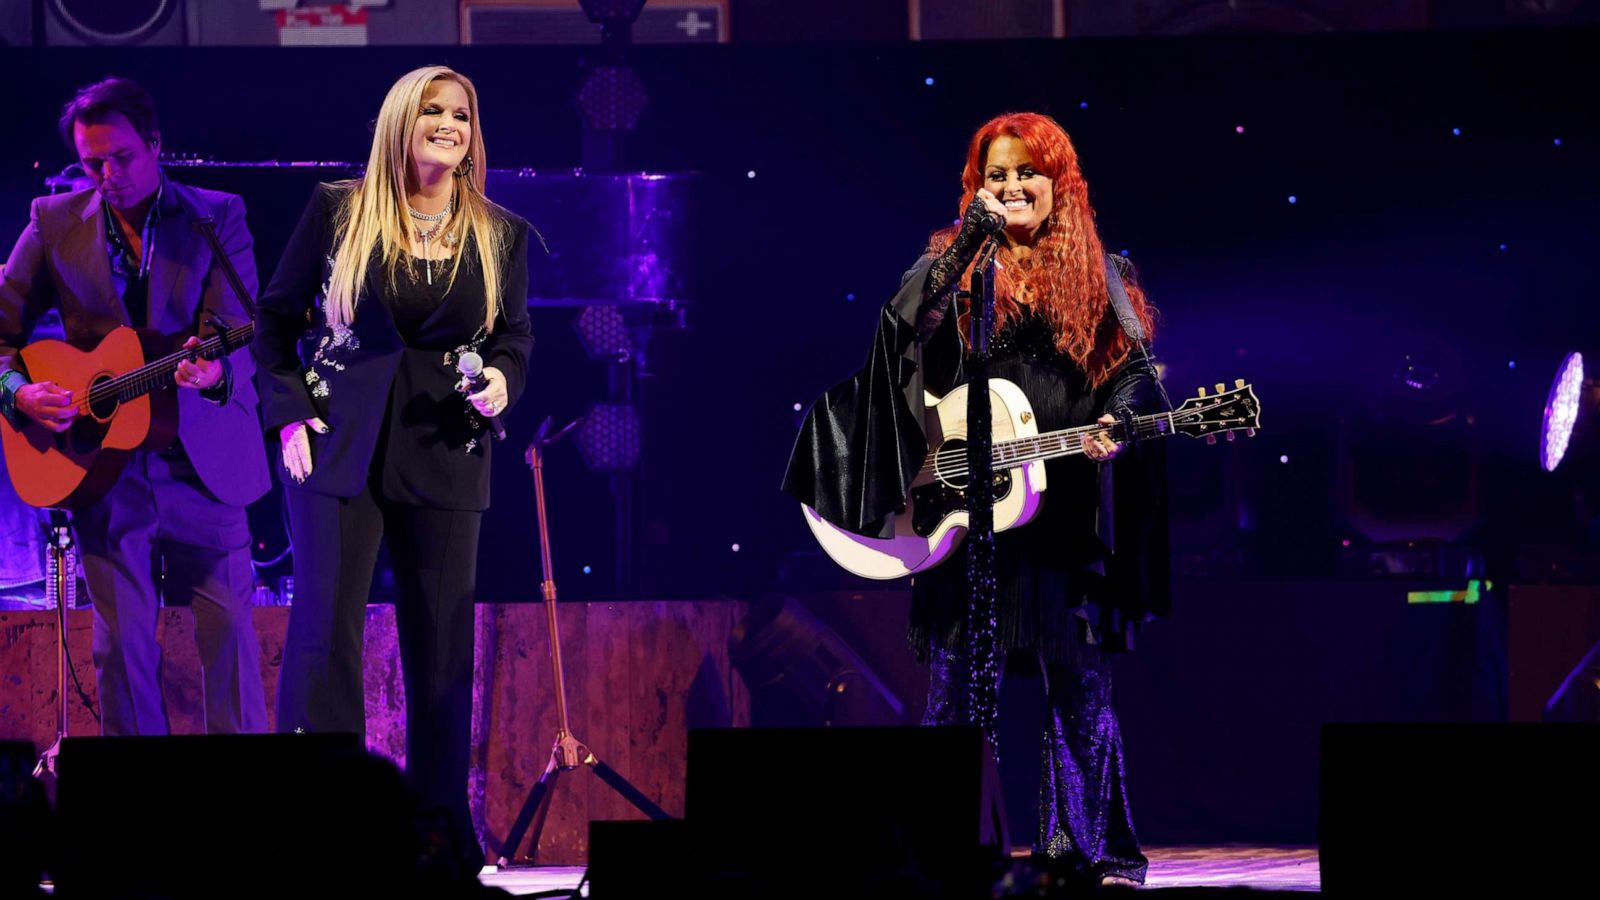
0, 600, 750, 864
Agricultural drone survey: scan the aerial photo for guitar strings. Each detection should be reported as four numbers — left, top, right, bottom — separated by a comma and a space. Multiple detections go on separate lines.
74, 327, 251, 413
924, 415, 1171, 468
922, 404, 1252, 467
923, 415, 1256, 481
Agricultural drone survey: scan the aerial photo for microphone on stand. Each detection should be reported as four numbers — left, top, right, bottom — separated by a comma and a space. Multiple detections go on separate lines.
456, 351, 507, 441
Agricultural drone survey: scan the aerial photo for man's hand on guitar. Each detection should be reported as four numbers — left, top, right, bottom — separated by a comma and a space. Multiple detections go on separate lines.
176, 336, 223, 390
1082, 414, 1125, 462
15, 382, 78, 433
280, 417, 328, 483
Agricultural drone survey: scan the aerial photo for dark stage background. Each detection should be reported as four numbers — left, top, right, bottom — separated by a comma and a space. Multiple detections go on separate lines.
3, 27, 1596, 844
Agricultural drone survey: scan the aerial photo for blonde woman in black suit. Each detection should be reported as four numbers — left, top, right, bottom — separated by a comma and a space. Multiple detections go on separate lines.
253, 65, 533, 869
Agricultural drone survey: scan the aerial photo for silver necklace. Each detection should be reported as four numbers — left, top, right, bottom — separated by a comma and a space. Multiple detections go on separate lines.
407, 194, 456, 285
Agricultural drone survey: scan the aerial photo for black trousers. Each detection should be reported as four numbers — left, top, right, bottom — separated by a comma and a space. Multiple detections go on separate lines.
277, 480, 481, 856
923, 640, 1147, 884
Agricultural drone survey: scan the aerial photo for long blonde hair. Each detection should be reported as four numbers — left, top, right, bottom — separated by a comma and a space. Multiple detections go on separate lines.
324, 65, 506, 331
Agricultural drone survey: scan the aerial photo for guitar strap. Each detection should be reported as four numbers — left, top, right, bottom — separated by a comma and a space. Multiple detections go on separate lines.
1101, 254, 1172, 444
1102, 253, 1146, 344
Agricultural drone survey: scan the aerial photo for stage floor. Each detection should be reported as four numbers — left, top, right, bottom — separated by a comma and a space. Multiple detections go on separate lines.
477, 846, 1323, 894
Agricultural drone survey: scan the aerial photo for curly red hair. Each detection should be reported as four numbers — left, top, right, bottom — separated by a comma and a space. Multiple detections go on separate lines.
930, 112, 1154, 386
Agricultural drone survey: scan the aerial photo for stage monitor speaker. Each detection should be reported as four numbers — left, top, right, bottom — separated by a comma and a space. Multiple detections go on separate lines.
0, 0, 32, 46
1, 740, 50, 895
1321, 723, 1600, 895
685, 726, 1007, 896
912, 0, 1063, 40
1065, 0, 1426, 36
188, 0, 459, 47
54, 733, 363, 898
729, 0, 905, 42
43, 0, 186, 46
587, 819, 696, 897
464, 0, 726, 44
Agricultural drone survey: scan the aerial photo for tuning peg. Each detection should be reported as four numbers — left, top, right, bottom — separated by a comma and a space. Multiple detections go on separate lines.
1215, 383, 1226, 395
1225, 431, 1236, 442
1235, 379, 1245, 389
1246, 428, 1257, 438
1205, 435, 1217, 445
1197, 386, 1208, 397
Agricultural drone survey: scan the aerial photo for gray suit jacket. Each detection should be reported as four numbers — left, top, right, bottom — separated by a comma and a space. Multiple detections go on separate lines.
0, 176, 270, 508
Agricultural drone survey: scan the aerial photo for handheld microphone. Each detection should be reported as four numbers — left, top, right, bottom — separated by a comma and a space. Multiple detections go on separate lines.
965, 195, 1005, 235
456, 351, 507, 441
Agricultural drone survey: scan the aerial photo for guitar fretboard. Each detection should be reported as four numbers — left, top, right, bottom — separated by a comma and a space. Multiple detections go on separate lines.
81, 323, 255, 410
923, 405, 1254, 480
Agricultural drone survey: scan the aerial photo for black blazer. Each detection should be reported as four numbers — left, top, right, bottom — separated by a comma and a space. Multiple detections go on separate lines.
252, 183, 533, 511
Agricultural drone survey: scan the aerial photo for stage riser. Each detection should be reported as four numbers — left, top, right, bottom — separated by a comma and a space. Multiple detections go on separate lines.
0, 600, 749, 864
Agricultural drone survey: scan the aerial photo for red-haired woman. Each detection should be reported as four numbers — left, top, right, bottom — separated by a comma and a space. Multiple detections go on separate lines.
785, 112, 1170, 886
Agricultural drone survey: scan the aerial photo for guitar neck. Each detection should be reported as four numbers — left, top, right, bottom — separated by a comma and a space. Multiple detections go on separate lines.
95, 323, 255, 404
991, 412, 1176, 467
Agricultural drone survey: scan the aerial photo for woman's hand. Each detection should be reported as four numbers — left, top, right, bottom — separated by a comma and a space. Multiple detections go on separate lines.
463, 366, 508, 418
974, 188, 1009, 223
280, 417, 328, 482
1082, 414, 1125, 462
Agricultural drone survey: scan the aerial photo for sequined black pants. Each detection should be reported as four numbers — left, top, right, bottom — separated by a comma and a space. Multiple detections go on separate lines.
923, 642, 1148, 883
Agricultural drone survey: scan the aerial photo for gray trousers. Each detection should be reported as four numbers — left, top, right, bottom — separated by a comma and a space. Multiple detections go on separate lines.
72, 447, 267, 735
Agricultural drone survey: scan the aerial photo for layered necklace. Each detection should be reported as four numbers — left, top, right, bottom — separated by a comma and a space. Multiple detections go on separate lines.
407, 193, 458, 285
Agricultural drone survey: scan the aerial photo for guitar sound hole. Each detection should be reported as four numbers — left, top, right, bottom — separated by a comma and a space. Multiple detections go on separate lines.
930, 437, 968, 490
87, 375, 119, 420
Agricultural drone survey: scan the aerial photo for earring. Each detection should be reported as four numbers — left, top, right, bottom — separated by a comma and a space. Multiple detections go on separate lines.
455, 155, 475, 177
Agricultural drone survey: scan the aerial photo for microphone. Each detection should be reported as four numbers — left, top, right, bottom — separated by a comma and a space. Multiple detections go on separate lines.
456, 351, 507, 441
965, 196, 1006, 235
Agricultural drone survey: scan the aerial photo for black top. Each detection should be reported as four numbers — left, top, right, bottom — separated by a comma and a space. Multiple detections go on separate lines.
252, 182, 534, 511
908, 306, 1166, 661
782, 254, 1170, 661
389, 253, 455, 342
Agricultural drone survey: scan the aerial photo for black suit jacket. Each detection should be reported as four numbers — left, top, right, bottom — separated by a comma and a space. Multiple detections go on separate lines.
252, 183, 533, 511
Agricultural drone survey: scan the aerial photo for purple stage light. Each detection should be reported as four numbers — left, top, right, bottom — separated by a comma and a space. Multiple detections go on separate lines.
1541, 352, 1584, 472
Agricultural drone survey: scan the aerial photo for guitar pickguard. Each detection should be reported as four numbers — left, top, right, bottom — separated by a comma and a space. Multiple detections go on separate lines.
910, 470, 1014, 537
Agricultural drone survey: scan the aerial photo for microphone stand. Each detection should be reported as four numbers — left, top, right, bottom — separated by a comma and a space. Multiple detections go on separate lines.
964, 234, 1003, 754
33, 510, 75, 779
498, 416, 671, 865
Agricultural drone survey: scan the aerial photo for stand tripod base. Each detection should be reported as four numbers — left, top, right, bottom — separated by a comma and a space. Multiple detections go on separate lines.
498, 733, 671, 866
33, 733, 63, 779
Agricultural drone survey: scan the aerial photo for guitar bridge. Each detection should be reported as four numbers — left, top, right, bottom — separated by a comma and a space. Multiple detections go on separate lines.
909, 471, 1014, 537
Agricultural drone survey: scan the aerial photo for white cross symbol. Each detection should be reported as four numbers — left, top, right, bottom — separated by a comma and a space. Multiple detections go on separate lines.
676, 10, 713, 38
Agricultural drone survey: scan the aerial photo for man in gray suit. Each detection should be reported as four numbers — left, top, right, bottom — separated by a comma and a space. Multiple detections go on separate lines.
0, 77, 270, 735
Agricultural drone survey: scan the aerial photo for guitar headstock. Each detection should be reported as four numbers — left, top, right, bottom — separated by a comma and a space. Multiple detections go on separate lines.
1171, 380, 1261, 444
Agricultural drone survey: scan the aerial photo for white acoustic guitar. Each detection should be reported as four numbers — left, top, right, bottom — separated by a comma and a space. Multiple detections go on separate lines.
802, 379, 1262, 579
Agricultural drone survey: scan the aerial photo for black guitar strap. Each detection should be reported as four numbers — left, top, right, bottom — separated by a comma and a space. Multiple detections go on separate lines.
1102, 253, 1146, 344
1101, 254, 1173, 444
